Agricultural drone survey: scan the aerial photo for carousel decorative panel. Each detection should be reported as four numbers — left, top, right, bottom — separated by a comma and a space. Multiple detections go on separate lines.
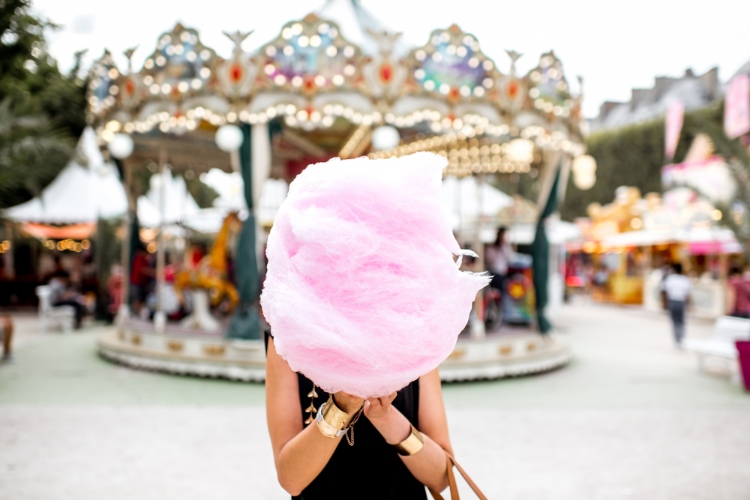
258, 15, 364, 95
405, 25, 500, 103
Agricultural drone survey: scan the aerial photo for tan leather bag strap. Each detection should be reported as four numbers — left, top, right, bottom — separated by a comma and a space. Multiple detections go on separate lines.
428, 453, 488, 500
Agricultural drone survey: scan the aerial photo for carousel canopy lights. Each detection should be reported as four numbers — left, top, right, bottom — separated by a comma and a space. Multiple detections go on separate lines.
108, 133, 134, 159
215, 124, 244, 152
572, 154, 597, 190
86, 18, 586, 161
371, 125, 400, 151
505, 138, 535, 164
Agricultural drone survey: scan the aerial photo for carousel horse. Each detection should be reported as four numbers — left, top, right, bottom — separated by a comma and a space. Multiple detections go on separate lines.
174, 212, 242, 323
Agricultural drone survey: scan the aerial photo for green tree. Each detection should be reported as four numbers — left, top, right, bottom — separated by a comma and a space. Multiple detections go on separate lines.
184, 174, 219, 209
0, 0, 86, 137
0, 0, 86, 208
0, 98, 73, 207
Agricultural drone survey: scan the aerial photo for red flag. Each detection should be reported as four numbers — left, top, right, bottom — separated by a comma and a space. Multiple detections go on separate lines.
665, 100, 684, 162
725, 74, 750, 139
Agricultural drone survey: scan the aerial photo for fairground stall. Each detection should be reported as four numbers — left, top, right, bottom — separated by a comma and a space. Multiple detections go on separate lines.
88, 0, 588, 381
569, 171, 741, 318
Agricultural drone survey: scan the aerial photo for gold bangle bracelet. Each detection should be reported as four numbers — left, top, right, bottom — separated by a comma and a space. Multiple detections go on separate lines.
315, 395, 350, 438
392, 425, 424, 456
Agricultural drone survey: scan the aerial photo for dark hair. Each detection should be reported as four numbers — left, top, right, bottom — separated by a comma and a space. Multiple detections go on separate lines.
494, 227, 507, 246
672, 263, 683, 275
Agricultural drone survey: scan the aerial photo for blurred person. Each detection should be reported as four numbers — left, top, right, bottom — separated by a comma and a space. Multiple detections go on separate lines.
130, 248, 155, 317
106, 264, 123, 322
160, 256, 182, 319
592, 265, 609, 298
49, 270, 87, 329
1, 314, 13, 362
485, 227, 513, 291
660, 263, 691, 347
727, 266, 750, 319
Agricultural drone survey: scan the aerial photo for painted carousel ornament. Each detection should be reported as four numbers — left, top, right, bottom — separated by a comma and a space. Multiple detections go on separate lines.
216, 30, 257, 100
118, 46, 143, 113
87, 51, 120, 119
528, 51, 573, 118
362, 29, 407, 101
405, 25, 500, 104
259, 15, 364, 97
497, 49, 526, 114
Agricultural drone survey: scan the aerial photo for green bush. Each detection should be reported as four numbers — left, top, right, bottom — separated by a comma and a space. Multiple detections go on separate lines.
561, 103, 724, 220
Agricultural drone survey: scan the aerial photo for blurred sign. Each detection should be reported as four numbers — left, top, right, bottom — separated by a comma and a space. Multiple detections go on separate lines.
725, 74, 750, 139
662, 156, 735, 204
665, 100, 684, 161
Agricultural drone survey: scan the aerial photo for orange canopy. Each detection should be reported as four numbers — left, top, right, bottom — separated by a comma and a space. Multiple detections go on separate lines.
22, 222, 96, 240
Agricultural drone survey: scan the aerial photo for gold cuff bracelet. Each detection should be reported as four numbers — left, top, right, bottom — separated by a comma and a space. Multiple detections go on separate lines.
392, 425, 424, 456
315, 395, 350, 438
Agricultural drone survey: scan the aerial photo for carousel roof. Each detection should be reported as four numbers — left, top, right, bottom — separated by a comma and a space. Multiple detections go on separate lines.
314, 0, 411, 57
86, 3, 586, 177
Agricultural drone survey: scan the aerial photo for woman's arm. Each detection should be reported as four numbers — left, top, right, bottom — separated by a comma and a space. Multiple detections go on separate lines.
266, 337, 362, 496
365, 368, 452, 492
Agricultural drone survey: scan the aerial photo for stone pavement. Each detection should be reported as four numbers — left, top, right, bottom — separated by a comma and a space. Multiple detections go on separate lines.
1, 300, 749, 499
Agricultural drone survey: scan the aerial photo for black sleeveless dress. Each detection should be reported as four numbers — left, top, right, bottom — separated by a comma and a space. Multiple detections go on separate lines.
265, 332, 428, 499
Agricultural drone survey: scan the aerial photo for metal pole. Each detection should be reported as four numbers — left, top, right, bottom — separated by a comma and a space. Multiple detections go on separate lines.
471, 174, 486, 340
116, 159, 132, 325
154, 143, 167, 333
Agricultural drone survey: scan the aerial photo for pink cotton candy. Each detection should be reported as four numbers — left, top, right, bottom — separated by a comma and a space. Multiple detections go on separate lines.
260, 152, 489, 398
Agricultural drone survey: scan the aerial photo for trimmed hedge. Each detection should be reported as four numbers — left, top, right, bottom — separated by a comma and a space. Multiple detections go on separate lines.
561, 103, 725, 220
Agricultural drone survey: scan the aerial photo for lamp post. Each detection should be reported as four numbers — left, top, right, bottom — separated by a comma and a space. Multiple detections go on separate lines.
371, 125, 400, 152
108, 133, 134, 325
572, 154, 597, 191
215, 124, 244, 170
153, 145, 168, 333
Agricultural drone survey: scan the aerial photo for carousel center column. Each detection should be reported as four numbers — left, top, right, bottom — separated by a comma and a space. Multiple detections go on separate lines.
108, 133, 135, 325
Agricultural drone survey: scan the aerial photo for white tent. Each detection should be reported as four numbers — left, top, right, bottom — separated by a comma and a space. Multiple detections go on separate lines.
181, 173, 290, 234
603, 226, 740, 252
137, 168, 200, 228
4, 128, 128, 224
503, 220, 581, 245
257, 179, 289, 226
441, 176, 514, 230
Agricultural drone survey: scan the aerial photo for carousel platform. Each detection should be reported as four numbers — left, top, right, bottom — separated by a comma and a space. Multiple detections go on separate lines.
98, 319, 570, 383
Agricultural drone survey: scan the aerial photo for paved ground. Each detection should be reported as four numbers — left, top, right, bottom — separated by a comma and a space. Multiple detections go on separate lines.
1, 300, 749, 499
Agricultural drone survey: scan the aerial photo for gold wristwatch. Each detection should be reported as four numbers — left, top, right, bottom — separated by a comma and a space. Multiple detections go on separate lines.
392, 425, 424, 456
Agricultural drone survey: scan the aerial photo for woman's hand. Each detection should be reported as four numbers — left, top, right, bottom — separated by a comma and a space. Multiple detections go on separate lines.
363, 392, 398, 421
333, 392, 364, 416
364, 392, 412, 446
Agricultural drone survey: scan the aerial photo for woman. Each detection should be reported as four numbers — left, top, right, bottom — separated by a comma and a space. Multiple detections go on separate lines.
727, 266, 750, 319
266, 333, 453, 499
486, 226, 514, 291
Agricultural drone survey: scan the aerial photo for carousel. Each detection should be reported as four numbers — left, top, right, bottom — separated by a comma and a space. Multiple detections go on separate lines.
91, 0, 586, 382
